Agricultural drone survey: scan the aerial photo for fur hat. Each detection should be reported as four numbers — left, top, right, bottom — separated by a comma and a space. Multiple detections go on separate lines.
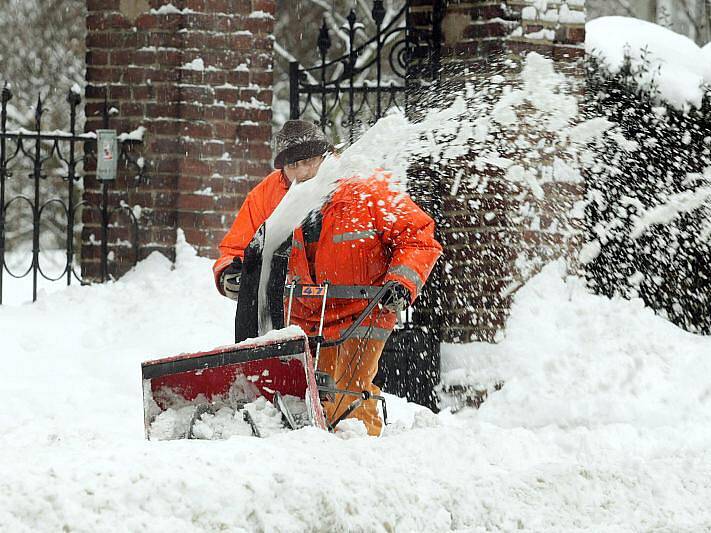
273, 120, 333, 169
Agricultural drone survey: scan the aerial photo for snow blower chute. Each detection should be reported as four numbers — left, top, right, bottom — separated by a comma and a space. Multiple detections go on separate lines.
141, 281, 395, 440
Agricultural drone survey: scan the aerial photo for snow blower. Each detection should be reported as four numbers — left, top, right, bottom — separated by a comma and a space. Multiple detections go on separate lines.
141, 280, 395, 440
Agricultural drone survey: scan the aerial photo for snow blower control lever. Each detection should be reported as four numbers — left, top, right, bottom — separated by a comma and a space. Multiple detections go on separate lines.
284, 280, 397, 427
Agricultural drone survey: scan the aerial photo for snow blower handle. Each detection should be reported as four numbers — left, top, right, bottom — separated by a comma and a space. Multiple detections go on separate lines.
283, 281, 397, 348
284, 283, 395, 301
321, 281, 397, 347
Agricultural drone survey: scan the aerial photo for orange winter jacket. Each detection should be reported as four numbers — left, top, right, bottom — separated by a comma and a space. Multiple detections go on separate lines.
286, 173, 442, 341
213, 169, 290, 292
214, 169, 442, 341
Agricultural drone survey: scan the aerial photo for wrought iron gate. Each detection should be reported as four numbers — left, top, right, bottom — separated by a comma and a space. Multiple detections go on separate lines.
0, 84, 145, 304
288, 0, 443, 144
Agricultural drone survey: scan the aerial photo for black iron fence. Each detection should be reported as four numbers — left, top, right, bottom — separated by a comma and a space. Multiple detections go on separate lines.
289, 0, 442, 144
0, 84, 145, 304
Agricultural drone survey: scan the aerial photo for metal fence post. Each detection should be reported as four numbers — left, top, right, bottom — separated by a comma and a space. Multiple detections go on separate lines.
31, 95, 43, 302
66, 89, 80, 286
432, 0, 445, 79
346, 9, 357, 143
317, 19, 331, 132
289, 61, 300, 120
372, 0, 385, 120
0, 84, 10, 305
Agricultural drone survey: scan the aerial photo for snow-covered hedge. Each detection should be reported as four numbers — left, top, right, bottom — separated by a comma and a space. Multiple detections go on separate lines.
583, 20, 711, 333
586, 17, 711, 112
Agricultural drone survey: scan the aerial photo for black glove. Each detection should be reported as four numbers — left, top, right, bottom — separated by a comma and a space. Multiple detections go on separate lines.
383, 283, 411, 313
221, 258, 242, 301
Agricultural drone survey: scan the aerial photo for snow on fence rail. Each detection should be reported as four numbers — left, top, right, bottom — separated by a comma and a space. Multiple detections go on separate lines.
0, 84, 146, 304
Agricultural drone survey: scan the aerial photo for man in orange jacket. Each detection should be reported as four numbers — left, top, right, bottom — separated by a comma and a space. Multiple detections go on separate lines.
213, 120, 333, 298
285, 173, 441, 435
214, 120, 442, 435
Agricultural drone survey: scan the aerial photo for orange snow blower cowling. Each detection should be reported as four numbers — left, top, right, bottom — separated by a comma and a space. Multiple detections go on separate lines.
141, 282, 395, 440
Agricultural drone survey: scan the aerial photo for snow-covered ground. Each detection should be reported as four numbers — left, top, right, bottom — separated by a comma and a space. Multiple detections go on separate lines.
1, 250, 73, 305
2, 235, 711, 532
1, 33, 709, 529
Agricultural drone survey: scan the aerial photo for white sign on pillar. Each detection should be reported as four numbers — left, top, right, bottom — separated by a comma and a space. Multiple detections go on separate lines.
97, 129, 118, 181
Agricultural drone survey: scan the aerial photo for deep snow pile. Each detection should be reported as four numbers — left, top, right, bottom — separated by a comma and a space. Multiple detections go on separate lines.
586, 16, 711, 110
2, 237, 711, 531
442, 259, 711, 430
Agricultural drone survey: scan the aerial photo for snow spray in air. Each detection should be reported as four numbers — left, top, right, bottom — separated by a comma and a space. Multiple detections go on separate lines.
256, 52, 610, 335
256, 99, 474, 334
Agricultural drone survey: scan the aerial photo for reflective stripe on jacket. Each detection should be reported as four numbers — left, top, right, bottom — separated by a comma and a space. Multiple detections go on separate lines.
287, 173, 442, 340
212, 169, 289, 293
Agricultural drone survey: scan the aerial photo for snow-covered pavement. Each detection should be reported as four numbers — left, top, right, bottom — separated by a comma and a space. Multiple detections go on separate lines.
2, 237, 711, 532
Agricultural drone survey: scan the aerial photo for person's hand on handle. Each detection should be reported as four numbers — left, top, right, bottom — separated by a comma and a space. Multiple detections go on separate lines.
383, 283, 411, 313
221, 258, 242, 301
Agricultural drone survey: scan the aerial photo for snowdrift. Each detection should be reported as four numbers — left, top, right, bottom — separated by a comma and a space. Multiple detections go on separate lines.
443, 260, 711, 430
2, 237, 711, 531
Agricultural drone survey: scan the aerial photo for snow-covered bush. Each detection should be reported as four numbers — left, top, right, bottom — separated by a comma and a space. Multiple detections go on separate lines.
583, 47, 711, 333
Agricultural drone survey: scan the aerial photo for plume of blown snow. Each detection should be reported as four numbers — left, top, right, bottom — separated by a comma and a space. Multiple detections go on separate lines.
257, 51, 602, 331
631, 186, 711, 239
257, 99, 471, 332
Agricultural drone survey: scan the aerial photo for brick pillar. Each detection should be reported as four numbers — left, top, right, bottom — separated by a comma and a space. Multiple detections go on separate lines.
507, 0, 585, 62
440, 1, 509, 59
410, 1, 586, 343
503, 0, 587, 328
83, 0, 274, 279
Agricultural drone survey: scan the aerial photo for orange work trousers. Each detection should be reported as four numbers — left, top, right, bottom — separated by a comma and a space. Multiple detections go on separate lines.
317, 337, 386, 436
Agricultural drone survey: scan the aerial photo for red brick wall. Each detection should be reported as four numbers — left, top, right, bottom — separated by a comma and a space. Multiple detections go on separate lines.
507, 0, 585, 61
83, 0, 274, 279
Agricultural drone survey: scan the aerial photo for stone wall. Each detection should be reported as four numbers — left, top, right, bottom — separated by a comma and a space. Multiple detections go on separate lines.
83, 0, 274, 279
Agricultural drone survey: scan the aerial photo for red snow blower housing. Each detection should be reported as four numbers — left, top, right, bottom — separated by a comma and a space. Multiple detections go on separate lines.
141, 282, 394, 440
